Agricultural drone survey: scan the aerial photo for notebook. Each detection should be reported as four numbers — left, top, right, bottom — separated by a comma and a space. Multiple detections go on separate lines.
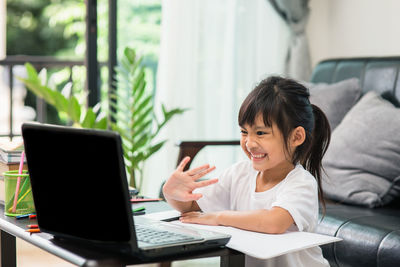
21, 122, 231, 258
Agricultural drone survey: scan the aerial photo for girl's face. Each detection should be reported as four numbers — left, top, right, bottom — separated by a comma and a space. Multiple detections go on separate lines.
240, 113, 294, 172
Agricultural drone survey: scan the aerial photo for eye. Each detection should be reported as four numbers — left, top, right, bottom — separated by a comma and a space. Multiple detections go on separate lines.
240, 130, 248, 135
256, 131, 268, 136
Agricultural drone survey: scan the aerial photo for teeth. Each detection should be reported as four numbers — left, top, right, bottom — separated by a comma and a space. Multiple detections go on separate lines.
251, 153, 265, 158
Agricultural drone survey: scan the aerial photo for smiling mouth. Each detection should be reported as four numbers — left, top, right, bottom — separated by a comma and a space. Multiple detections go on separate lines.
250, 152, 267, 159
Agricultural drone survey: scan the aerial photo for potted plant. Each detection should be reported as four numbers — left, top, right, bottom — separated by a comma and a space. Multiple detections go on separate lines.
18, 47, 186, 191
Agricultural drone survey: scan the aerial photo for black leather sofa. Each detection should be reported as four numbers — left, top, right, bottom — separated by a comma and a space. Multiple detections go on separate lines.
167, 57, 400, 267
311, 57, 400, 267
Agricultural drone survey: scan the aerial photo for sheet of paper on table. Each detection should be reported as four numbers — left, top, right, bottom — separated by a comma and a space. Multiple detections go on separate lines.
142, 210, 341, 259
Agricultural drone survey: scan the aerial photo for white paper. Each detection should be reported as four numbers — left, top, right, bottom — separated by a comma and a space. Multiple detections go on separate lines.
144, 211, 341, 259
142, 209, 181, 221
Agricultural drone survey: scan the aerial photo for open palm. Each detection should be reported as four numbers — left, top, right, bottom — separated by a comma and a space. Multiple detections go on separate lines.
163, 156, 218, 202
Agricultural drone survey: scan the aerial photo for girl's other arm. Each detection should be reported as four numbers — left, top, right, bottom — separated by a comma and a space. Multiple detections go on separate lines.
163, 156, 218, 213
180, 207, 294, 234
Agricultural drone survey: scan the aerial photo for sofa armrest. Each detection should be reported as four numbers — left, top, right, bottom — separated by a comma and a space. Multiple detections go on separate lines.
176, 140, 240, 170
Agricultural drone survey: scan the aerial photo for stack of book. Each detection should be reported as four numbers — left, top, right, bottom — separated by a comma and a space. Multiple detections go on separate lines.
0, 139, 27, 205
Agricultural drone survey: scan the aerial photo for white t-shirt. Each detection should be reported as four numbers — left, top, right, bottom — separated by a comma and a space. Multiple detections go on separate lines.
195, 160, 329, 267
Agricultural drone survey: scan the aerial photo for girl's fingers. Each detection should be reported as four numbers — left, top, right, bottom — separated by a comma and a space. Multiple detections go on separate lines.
180, 211, 200, 218
186, 164, 211, 176
195, 178, 218, 188
184, 192, 203, 201
191, 166, 216, 180
177, 156, 191, 171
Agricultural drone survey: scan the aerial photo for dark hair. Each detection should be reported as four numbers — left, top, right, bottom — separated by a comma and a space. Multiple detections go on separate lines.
238, 76, 331, 212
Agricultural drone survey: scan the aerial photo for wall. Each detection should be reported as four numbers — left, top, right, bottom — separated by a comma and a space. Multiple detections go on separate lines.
307, 0, 400, 67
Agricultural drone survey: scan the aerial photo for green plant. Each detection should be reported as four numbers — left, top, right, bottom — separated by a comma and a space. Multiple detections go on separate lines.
18, 47, 185, 190
19, 64, 108, 130
110, 47, 186, 189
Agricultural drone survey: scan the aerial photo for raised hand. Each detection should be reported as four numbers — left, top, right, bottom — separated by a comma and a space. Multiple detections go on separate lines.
163, 156, 218, 202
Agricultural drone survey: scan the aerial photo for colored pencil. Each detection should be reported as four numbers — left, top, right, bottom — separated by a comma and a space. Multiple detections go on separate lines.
26, 228, 40, 233
12, 151, 25, 213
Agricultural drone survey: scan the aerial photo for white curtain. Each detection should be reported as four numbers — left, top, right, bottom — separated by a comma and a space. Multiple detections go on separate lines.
268, 0, 312, 80
141, 0, 289, 196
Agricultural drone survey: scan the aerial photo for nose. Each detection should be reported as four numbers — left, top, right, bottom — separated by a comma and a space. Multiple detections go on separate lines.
245, 134, 258, 150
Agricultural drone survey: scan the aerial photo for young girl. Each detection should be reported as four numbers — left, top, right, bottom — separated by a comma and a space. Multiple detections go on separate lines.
163, 76, 331, 267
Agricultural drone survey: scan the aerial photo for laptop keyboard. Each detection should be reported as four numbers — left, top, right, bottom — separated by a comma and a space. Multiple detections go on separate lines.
136, 225, 198, 245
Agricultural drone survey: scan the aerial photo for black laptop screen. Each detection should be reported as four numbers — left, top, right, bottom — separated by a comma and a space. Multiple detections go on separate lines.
22, 123, 133, 243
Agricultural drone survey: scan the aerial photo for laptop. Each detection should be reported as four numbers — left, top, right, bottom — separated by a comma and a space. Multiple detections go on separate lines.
21, 122, 230, 258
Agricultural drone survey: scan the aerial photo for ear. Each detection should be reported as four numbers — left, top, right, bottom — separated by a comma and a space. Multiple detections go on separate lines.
290, 126, 306, 148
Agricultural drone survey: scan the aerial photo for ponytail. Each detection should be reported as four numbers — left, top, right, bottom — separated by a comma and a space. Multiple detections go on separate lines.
303, 104, 331, 215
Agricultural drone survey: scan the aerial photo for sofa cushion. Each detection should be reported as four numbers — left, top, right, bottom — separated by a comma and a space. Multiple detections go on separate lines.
322, 91, 400, 208
305, 78, 361, 130
381, 90, 400, 107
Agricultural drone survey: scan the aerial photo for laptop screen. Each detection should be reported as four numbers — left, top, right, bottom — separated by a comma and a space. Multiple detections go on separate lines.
22, 123, 134, 243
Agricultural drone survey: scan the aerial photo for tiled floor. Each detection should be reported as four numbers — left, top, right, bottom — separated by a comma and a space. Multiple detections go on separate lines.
17, 239, 75, 267
17, 239, 219, 267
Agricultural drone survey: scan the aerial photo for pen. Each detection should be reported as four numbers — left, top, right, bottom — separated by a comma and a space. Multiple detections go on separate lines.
162, 216, 181, 222
132, 206, 146, 216
26, 228, 40, 233
132, 206, 145, 212
27, 224, 39, 229
130, 198, 163, 203
15, 213, 36, 220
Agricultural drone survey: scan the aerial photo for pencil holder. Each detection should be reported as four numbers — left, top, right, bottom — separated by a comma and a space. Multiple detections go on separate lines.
3, 170, 35, 217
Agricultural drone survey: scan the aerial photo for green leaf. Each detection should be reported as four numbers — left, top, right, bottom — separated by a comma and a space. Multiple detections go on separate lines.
122, 142, 133, 156
112, 124, 131, 141
164, 108, 187, 121
132, 80, 146, 106
131, 133, 150, 152
132, 119, 152, 140
133, 95, 152, 118
124, 155, 132, 166
144, 140, 167, 160
24, 63, 40, 84
53, 91, 69, 113
94, 117, 108, 130
132, 106, 153, 130
18, 78, 45, 99
124, 47, 136, 64
68, 96, 81, 123
41, 86, 57, 106
81, 108, 96, 128
132, 70, 146, 99
19, 74, 57, 107
132, 151, 146, 166
161, 104, 167, 116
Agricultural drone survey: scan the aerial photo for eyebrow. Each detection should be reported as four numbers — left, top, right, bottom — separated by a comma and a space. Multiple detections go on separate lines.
254, 126, 270, 130
241, 125, 271, 130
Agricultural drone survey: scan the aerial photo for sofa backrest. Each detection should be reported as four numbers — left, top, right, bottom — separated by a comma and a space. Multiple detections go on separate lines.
311, 57, 400, 209
310, 57, 400, 99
